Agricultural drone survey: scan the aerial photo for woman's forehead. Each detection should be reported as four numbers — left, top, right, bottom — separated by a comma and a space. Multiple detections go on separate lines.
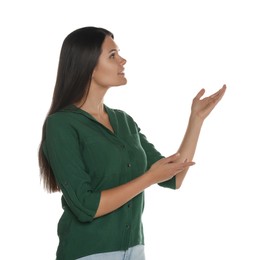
102, 36, 119, 52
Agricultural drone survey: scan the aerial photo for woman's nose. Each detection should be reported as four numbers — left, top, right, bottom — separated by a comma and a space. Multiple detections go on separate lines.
120, 56, 127, 65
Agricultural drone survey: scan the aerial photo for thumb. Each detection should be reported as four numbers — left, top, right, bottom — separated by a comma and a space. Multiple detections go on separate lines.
194, 88, 206, 100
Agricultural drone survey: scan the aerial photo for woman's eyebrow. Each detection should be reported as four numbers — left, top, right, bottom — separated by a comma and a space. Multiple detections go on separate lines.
108, 48, 120, 53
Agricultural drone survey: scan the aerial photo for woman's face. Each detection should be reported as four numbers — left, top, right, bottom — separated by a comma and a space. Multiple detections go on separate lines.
91, 36, 127, 88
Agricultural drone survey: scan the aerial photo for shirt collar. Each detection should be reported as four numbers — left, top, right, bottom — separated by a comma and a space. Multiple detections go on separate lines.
61, 104, 119, 135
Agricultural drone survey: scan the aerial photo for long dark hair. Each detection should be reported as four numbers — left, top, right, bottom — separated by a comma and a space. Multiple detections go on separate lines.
38, 27, 114, 192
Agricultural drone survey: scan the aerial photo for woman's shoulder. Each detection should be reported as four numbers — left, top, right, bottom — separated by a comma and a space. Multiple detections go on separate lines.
47, 105, 85, 120
46, 106, 82, 130
107, 106, 134, 121
106, 106, 139, 132
47, 110, 72, 123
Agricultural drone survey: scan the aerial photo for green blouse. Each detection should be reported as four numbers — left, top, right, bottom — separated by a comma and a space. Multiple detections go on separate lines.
43, 105, 176, 260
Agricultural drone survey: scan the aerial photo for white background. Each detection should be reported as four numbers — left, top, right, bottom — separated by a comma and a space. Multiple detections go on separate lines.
1, 0, 263, 259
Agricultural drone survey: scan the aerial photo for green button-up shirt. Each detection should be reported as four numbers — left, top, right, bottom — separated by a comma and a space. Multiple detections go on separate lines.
43, 105, 175, 260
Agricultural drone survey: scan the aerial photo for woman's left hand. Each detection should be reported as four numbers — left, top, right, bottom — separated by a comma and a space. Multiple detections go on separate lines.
191, 84, 227, 121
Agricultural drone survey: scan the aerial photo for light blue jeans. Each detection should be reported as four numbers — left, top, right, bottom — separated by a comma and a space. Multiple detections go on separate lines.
76, 245, 145, 260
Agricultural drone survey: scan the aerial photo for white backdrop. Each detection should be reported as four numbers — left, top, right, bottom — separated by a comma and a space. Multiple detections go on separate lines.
1, 0, 263, 259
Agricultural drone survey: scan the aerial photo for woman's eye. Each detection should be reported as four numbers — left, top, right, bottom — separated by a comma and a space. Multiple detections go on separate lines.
109, 53, 115, 59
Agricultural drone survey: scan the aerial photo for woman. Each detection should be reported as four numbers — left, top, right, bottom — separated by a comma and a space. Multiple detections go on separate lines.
38, 26, 226, 260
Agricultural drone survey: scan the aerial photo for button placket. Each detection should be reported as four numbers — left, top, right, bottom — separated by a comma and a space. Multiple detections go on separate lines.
123, 155, 133, 246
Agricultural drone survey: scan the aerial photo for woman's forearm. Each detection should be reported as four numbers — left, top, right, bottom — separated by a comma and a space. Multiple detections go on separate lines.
95, 172, 153, 218
175, 115, 203, 188
175, 85, 226, 188
95, 153, 195, 218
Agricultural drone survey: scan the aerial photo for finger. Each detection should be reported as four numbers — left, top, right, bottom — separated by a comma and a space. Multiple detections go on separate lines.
162, 153, 181, 164
219, 84, 227, 98
210, 84, 227, 99
182, 161, 195, 167
211, 87, 227, 105
169, 160, 195, 169
210, 89, 222, 99
194, 88, 206, 100
170, 161, 195, 175
201, 91, 225, 115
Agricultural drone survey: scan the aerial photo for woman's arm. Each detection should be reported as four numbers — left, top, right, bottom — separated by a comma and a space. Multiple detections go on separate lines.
96, 85, 226, 217
174, 85, 227, 188
95, 153, 194, 217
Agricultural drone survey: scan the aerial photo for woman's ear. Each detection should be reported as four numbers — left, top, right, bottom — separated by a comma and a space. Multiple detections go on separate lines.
91, 68, 97, 79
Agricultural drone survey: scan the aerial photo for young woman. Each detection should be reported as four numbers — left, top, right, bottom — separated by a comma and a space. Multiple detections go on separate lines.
38, 26, 226, 260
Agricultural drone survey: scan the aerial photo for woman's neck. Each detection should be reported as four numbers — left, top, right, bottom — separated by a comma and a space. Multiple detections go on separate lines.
76, 85, 108, 117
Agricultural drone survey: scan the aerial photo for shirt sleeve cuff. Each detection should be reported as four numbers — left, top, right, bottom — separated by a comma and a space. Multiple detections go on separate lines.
158, 176, 176, 190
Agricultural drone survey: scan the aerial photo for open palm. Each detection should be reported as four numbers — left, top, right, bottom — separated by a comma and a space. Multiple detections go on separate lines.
191, 84, 227, 120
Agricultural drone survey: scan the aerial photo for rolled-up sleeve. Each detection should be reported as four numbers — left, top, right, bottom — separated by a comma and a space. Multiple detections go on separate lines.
43, 116, 101, 222
138, 129, 176, 190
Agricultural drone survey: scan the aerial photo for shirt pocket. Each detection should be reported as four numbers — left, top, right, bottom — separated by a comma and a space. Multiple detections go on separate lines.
82, 138, 124, 189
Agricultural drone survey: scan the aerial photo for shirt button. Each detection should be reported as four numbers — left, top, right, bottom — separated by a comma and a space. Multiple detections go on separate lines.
127, 163, 132, 167
126, 224, 130, 229
127, 204, 131, 208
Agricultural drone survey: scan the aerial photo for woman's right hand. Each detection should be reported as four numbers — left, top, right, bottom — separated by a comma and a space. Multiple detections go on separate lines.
146, 153, 195, 184
96, 152, 194, 218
